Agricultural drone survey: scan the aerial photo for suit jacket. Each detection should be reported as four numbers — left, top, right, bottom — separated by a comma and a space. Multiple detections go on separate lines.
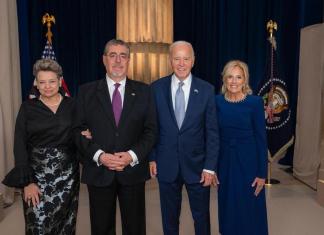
74, 78, 157, 186
150, 75, 219, 184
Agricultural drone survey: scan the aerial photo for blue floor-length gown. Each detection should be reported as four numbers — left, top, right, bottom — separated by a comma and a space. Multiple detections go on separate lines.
215, 95, 268, 235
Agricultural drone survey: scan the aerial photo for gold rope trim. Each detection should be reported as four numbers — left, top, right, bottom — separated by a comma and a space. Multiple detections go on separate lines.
268, 136, 295, 163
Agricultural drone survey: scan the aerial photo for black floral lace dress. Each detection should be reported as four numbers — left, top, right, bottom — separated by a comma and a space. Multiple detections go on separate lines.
3, 97, 80, 235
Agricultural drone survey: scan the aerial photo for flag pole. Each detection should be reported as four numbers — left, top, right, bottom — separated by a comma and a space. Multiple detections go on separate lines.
265, 20, 280, 186
266, 162, 271, 185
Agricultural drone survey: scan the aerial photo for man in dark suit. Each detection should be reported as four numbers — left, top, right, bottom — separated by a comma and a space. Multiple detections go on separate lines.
75, 39, 157, 235
149, 41, 219, 235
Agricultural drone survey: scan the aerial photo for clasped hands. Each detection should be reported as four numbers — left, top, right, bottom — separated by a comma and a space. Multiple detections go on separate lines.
99, 152, 133, 171
80, 130, 132, 171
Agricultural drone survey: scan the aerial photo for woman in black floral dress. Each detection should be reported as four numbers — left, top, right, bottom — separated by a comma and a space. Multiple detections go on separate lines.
3, 59, 90, 235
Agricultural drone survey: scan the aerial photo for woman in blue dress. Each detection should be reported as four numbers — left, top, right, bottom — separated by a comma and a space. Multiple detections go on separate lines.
215, 60, 268, 235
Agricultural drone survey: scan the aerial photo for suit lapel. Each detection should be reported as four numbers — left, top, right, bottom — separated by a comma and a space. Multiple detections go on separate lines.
165, 76, 178, 128
180, 77, 199, 131
118, 78, 136, 127
96, 79, 116, 127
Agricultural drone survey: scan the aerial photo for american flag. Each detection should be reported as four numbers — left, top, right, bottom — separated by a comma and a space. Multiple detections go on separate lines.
28, 40, 71, 99
41, 40, 56, 60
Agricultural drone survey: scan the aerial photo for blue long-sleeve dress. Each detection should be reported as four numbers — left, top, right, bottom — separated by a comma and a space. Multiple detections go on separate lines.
215, 94, 268, 235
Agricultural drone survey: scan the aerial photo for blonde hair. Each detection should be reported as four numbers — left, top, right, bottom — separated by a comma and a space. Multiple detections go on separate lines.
220, 60, 253, 95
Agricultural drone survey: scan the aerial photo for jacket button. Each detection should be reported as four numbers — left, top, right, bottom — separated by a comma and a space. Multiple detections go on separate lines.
115, 132, 119, 137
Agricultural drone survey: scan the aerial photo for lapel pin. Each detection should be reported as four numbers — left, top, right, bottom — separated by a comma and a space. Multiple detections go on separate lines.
131, 93, 136, 96
194, 89, 199, 94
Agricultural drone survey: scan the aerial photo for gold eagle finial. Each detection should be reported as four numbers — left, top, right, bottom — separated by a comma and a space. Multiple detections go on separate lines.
42, 13, 55, 44
267, 20, 277, 38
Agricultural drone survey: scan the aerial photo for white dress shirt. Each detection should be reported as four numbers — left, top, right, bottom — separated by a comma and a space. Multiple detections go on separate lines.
171, 74, 192, 112
92, 75, 139, 167
107, 75, 126, 105
171, 73, 215, 175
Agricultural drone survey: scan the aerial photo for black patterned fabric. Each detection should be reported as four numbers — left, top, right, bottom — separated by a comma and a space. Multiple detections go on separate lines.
23, 147, 79, 235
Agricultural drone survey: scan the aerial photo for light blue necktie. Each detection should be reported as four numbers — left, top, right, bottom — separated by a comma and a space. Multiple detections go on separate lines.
175, 81, 185, 128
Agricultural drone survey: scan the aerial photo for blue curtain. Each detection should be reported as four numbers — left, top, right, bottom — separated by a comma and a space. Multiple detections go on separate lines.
16, 0, 116, 97
174, 0, 323, 90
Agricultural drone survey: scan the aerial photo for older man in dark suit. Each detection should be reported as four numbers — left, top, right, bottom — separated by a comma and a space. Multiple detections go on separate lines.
149, 41, 219, 235
74, 39, 157, 235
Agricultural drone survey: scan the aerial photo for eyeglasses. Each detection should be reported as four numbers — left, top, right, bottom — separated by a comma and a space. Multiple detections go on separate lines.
105, 52, 129, 61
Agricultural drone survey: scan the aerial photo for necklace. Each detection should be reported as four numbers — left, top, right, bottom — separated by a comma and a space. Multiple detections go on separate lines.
39, 94, 62, 107
224, 93, 247, 103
